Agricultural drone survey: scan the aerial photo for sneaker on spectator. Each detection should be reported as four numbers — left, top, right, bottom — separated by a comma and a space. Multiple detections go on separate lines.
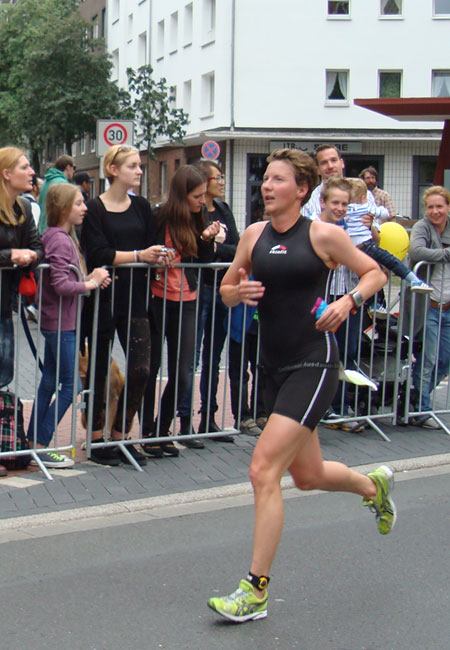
414, 414, 441, 430
368, 304, 388, 320
322, 408, 364, 433
410, 280, 433, 294
239, 417, 262, 437
89, 442, 122, 466
117, 443, 147, 466
30, 451, 75, 468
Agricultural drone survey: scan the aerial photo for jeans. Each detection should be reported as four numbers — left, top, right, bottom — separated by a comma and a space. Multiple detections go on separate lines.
0, 315, 14, 388
332, 302, 362, 414
27, 329, 79, 447
361, 240, 410, 281
142, 297, 196, 436
412, 306, 450, 411
228, 329, 265, 425
177, 283, 228, 418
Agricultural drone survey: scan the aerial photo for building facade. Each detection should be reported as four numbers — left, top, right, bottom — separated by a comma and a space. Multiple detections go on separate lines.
106, 0, 449, 227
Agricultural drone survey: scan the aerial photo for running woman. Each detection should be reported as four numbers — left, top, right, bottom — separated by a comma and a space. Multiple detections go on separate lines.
207, 148, 397, 623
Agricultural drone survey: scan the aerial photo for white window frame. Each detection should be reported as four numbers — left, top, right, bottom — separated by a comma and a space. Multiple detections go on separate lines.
90, 135, 96, 154
157, 20, 165, 60
433, 0, 450, 17
184, 3, 193, 47
327, 1, 351, 19
183, 79, 192, 119
138, 31, 148, 67
378, 70, 402, 98
201, 71, 215, 117
80, 136, 86, 156
202, 0, 216, 45
325, 70, 349, 105
379, 0, 403, 18
169, 11, 178, 54
432, 70, 450, 97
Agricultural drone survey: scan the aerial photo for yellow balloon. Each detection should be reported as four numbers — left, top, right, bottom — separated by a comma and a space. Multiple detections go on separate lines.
379, 222, 410, 261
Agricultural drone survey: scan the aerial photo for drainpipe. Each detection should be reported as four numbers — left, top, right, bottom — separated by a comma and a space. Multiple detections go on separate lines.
229, 0, 236, 210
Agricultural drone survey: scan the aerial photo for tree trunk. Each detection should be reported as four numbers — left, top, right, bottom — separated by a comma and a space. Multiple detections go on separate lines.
31, 148, 41, 177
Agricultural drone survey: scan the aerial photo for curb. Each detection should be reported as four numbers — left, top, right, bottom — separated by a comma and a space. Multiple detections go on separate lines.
1, 453, 450, 532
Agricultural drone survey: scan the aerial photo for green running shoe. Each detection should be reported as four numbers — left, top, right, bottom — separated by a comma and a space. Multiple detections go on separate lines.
362, 464, 397, 535
207, 579, 268, 622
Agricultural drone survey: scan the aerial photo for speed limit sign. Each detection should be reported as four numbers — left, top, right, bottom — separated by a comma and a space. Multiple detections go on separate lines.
96, 119, 134, 156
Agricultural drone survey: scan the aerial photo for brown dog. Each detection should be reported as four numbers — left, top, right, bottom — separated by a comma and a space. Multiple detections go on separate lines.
78, 345, 125, 433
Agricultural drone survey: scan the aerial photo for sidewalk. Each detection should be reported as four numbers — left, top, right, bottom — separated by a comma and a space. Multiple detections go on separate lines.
1, 410, 450, 524
3, 314, 450, 526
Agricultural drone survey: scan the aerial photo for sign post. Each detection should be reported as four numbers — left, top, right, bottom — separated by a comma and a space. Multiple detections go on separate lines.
96, 119, 135, 157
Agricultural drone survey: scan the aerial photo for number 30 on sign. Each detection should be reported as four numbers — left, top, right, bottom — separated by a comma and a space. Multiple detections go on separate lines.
96, 119, 134, 157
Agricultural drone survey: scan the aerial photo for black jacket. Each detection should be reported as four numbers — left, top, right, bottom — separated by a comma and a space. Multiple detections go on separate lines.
0, 199, 44, 317
203, 199, 239, 286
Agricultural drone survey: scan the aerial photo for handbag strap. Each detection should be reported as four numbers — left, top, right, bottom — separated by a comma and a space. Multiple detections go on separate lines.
20, 303, 44, 372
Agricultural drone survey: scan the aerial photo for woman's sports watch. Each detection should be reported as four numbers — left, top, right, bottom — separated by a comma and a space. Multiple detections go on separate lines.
348, 290, 364, 308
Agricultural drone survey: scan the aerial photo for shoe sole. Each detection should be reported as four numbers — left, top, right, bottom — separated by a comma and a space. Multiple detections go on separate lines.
88, 456, 122, 466
376, 465, 397, 534
30, 460, 75, 468
207, 601, 268, 623
411, 288, 433, 294
323, 422, 364, 433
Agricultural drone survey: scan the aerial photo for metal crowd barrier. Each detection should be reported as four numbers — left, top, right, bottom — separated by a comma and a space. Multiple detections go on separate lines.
2, 259, 450, 477
0, 264, 85, 480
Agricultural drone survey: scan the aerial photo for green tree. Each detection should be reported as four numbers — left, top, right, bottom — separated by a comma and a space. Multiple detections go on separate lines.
0, 0, 130, 173
125, 65, 190, 196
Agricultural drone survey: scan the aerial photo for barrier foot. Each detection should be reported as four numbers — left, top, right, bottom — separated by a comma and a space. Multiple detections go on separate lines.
364, 418, 392, 442
115, 441, 144, 472
29, 450, 54, 481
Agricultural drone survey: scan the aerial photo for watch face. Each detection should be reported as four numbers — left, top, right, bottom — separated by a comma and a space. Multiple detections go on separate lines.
352, 291, 364, 307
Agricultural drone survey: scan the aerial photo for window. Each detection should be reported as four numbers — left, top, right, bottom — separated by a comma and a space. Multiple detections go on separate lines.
157, 20, 164, 59
170, 11, 178, 53
380, 0, 402, 14
379, 71, 402, 98
90, 135, 96, 154
111, 49, 119, 81
325, 70, 348, 102
434, 0, 450, 15
138, 32, 147, 67
92, 15, 99, 39
328, 1, 349, 15
80, 136, 86, 156
183, 80, 192, 116
202, 72, 215, 115
170, 85, 177, 108
184, 3, 193, 46
101, 8, 106, 37
432, 71, 450, 97
127, 14, 133, 42
202, 0, 216, 43
160, 162, 168, 200
112, 0, 120, 23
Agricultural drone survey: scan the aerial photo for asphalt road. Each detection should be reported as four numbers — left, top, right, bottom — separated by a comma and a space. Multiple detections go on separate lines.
1, 466, 449, 650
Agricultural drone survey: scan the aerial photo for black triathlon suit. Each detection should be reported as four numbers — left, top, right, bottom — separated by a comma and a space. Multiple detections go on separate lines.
252, 216, 339, 430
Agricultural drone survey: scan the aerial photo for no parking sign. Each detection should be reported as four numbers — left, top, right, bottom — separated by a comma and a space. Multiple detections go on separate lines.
201, 140, 220, 160
96, 119, 135, 156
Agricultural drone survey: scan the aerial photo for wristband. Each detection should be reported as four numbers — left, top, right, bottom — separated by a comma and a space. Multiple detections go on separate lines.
90, 278, 100, 290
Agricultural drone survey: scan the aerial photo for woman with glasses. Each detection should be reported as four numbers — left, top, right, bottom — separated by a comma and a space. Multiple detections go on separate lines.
81, 144, 173, 466
177, 160, 240, 446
